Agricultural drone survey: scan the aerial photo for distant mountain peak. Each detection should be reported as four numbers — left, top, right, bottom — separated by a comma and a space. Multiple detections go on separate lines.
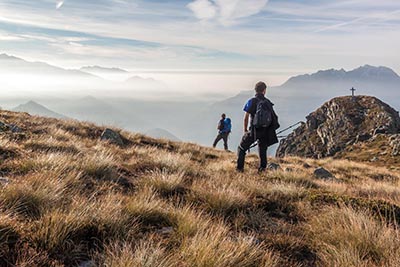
283, 65, 400, 87
13, 100, 66, 119
80, 65, 129, 74
0, 53, 23, 61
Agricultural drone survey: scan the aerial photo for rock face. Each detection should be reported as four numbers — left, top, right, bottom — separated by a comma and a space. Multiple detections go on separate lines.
276, 96, 400, 159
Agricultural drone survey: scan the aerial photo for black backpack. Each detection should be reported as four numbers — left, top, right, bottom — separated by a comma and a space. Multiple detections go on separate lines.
252, 99, 273, 129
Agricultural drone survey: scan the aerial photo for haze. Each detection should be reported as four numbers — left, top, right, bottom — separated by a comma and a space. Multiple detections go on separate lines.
1, 0, 399, 152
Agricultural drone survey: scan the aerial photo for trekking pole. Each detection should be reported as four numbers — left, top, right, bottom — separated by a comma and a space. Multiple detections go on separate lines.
276, 121, 303, 135
248, 121, 303, 149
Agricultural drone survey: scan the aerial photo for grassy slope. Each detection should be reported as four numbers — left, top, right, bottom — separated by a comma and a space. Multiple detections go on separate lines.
1, 110, 400, 267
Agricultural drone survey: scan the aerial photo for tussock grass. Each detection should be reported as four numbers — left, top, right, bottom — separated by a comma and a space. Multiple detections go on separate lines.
190, 180, 250, 216
139, 170, 186, 197
1, 109, 400, 266
180, 223, 279, 267
308, 206, 400, 267
97, 240, 175, 267
0, 213, 20, 264
125, 188, 172, 227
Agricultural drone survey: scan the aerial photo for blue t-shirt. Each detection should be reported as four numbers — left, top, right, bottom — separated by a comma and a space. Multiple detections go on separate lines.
243, 97, 260, 116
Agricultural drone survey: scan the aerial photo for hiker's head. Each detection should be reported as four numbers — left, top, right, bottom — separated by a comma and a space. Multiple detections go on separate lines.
221, 113, 226, 119
255, 81, 267, 95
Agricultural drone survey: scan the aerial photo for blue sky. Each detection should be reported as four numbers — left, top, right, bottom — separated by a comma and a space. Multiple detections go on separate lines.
0, 0, 400, 84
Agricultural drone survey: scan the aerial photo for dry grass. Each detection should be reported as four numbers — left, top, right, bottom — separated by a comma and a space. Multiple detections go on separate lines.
1, 109, 400, 266
308, 206, 400, 267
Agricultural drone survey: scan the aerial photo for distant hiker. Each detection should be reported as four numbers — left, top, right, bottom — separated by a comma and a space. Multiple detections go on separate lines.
237, 82, 280, 172
213, 113, 232, 151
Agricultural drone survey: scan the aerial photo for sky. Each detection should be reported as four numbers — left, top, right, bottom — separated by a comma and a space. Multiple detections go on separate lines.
0, 0, 400, 87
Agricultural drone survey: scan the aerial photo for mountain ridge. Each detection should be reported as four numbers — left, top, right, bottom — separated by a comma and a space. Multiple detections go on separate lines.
0, 53, 98, 78
282, 65, 400, 87
12, 100, 67, 119
80, 65, 129, 74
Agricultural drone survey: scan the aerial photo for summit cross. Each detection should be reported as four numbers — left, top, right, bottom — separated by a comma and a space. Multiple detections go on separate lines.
350, 87, 356, 97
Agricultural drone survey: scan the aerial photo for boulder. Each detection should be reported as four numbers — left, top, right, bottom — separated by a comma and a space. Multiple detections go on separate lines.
314, 167, 335, 180
8, 124, 23, 133
100, 128, 124, 146
267, 163, 280, 171
0, 122, 23, 133
157, 227, 174, 235
0, 177, 10, 186
0, 121, 8, 131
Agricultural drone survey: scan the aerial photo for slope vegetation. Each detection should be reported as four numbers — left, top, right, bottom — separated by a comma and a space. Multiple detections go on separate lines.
1, 110, 400, 267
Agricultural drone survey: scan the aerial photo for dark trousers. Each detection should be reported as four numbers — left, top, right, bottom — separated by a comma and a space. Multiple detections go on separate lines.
213, 132, 229, 150
237, 131, 268, 170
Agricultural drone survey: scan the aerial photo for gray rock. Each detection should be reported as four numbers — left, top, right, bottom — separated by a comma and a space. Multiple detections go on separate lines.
100, 128, 124, 146
370, 157, 379, 162
8, 124, 22, 133
157, 227, 174, 235
267, 163, 280, 171
0, 177, 10, 186
314, 167, 335, 179
0, 121, 8, 131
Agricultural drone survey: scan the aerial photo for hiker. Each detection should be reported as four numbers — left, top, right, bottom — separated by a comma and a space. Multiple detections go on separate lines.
213, 113, 232, 151
237, 82, 280, 172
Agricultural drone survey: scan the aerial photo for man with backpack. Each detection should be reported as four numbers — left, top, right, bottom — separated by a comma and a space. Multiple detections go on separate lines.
213, 113, 232, 151
237, 82, 280, 172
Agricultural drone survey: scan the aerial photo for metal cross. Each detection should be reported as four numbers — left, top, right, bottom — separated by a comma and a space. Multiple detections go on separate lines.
350, 87, 356, 97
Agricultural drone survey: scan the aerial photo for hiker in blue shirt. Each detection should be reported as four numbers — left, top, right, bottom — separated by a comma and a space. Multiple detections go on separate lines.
213, 113, 232, 151
237, 82, 280, 172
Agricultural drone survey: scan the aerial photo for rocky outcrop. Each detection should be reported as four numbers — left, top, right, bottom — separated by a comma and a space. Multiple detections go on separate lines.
276, 96, 400, 159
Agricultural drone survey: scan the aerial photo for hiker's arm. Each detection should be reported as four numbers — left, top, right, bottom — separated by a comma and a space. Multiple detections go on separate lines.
243, 112, 250, 132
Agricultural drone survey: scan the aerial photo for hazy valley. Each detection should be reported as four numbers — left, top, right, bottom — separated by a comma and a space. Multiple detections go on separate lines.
1, 54, 400, 155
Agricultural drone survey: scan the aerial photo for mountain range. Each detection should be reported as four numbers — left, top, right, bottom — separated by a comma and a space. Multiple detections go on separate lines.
0, 53, 95, 78
0, 53, 166, 98
80, 66, 129, 74
1, 53, 399, 151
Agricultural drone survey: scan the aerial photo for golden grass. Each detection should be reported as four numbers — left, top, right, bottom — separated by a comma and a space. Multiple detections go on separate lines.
308, 206, 400, 267
1, 109, 400, 266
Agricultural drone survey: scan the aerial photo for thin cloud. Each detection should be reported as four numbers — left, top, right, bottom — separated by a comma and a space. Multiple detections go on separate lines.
188, 0, 269, 26
315, 9, 400, 33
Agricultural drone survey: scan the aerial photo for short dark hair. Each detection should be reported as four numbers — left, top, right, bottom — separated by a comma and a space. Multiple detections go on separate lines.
221, 113, 226, 118
255, 81, 267, 93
